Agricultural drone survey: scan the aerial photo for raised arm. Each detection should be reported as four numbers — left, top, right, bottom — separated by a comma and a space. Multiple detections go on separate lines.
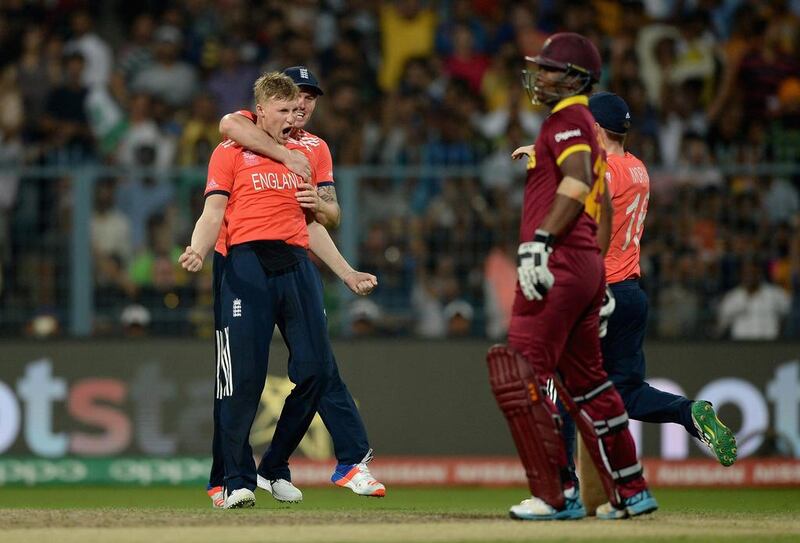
307, 221, 376, 295
219, 112, 311, 179
178, 194, 228, 272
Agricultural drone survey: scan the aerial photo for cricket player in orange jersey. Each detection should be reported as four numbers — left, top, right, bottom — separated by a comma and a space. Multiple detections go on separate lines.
180, 72, 377, 508
204, 67, 385, 508
585, 92, 737, 466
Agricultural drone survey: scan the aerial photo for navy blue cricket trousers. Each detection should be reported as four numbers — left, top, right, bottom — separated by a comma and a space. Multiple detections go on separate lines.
561, 279, 698, 473
600, 280, 696, 434
208, 246, 370, 490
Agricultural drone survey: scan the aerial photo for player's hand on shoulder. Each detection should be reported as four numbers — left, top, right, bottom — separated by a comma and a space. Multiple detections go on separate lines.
287, 150, 312, 180
296, 182, 322, 211
178, 246, 204, 273
511, 145, 534, 160
344, 271, 378, 296
517, 230, 555, 301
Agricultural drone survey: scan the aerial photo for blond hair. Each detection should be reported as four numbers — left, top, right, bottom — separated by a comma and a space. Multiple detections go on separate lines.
253, 72, 299, 105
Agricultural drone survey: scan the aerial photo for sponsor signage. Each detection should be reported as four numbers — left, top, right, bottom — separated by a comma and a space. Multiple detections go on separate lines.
1, 457, 799, 488
0, 340, 798, 461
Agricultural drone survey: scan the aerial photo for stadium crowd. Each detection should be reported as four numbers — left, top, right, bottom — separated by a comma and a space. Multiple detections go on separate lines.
0, 0, 799, 340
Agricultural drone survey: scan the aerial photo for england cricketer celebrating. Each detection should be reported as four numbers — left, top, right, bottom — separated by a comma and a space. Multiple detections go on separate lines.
180, 72, 377, 509
203, 67, 385, 508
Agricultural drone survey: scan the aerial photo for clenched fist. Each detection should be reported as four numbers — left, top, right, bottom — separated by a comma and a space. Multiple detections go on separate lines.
344, 271, 378, 296
178, 246, 204, 272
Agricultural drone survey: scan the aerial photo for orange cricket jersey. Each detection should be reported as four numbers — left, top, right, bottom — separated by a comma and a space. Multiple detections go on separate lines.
205, 135, 316, 252
211, 111, 334, 256
604, 151, 650, 283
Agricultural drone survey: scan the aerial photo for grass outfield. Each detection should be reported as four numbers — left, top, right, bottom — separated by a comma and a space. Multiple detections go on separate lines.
0, 486, 798, 543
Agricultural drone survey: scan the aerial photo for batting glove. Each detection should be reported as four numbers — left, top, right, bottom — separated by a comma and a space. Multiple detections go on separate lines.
599, 285, 616, 338
517, 229, 555, 301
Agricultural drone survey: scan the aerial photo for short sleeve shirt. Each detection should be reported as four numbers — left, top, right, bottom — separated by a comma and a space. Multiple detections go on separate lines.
205, 126, 314, 252
212, 113, 333, 255
604, 152, 650, 283
520, 95, 607, 251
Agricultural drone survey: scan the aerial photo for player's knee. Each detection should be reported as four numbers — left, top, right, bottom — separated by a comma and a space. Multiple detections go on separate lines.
302, 359, 335, 388
570, 380, 629, 434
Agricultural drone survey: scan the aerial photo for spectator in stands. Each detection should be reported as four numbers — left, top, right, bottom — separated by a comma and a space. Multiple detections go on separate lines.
443, 299, 474, 337
762, 177, 800, 225
120, 303, 151, 337
129, 213, 191, 331
115, 140, 175, 250
435, 0, 487, 56
178, 92, 219, 167
0, 65, 22, 294
411, 255, 462, 339
672, 132, 723, 189
349, 298, 384, 338
131, 25, 198, 108
379, 0, 437, 91
442, 23, 490, 93
117, 93, 176, 170
92, 177, 135, 325
117, 13, 155, 84
41, 51, 94, 162
17, 26, 55, 139
2, 0, 800, 339
483, 240, 516, 340
206, 44, 258, 118
64, 10, 112, 88
717, 258, 790, 340
656, 253, 702, 338
658, 80, 708, 169
92, 177, 133, 270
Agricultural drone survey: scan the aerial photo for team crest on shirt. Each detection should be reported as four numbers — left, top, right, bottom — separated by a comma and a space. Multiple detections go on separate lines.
242, 150, 259, 165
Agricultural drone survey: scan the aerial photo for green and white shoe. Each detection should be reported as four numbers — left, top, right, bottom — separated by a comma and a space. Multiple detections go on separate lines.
691, 401, 737, 466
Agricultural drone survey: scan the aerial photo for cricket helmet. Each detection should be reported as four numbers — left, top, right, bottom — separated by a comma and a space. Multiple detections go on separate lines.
522, 32, 602, 105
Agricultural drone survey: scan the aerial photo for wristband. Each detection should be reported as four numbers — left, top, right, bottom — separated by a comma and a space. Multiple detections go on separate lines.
533, 229, 555, 248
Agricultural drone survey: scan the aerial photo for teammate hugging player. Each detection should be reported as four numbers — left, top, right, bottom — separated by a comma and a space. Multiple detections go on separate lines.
204, 67, 385, 508
486, 32, 657, 521
180, 72, 378, 509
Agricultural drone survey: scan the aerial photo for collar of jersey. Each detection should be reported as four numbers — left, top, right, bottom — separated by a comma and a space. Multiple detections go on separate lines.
551, 94, 589, 114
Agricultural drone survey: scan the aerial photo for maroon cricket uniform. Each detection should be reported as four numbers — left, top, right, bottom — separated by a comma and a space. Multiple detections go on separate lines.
510, 94, 607, 366
507, 94, 647, 500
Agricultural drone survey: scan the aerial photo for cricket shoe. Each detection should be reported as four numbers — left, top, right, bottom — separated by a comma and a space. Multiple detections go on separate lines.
509, 487, 586, 521
222, 487, 255, 509
207, 485, 224, 509
257, 475, 303, 502
331, 449, 386, 497
596, 489, 658, 520
691, 400, 738, 466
